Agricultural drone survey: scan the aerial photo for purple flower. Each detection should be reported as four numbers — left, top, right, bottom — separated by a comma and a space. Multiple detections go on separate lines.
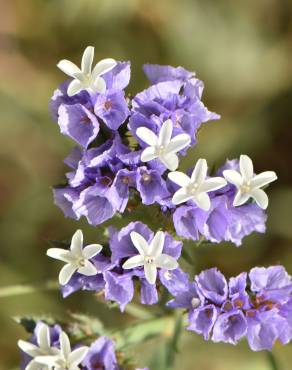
82, 337, 119, 370
129, 66, 220, 147
173, 266, 292, 351
94, 90, 130, 130
104, 270, 135, 312
58, 103, 99, 148
196, 268, 228, 305
143, 64, 194, 84
102, 61, 131, 91
173, 180, 267, 247
212, 310, 247, 345
188, 305, 218, 340
136, 167, 169, 205
107, 222, 182, 309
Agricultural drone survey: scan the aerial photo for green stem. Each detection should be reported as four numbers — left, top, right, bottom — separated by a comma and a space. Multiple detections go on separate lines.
113, 315, 175, 350
0, 280, 59, 298
266, 351, 279, 370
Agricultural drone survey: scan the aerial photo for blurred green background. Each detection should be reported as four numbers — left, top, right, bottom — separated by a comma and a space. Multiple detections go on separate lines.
1, 0, 292, 369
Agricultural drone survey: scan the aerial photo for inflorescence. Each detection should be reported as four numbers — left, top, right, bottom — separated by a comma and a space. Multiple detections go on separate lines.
17, 46, 288, 369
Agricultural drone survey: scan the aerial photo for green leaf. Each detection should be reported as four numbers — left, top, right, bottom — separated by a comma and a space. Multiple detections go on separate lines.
165, 315, 183, 369
114, 316, 174, 351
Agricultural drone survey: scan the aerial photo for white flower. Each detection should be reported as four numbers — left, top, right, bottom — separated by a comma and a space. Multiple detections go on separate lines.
122, 231, 178, 285
168, 158, 227, 211
136, 119, 191, 171
57, 46, 116, 96
18, 323, 59, 370
47, 229, 102, 285
35, 331, 88, 370
223, 154, 277, 209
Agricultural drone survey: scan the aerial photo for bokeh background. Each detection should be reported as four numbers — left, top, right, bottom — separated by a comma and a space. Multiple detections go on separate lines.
1, 0, 292, 369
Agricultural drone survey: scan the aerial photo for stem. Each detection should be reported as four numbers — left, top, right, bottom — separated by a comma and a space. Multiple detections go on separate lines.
266, 351, 279, 370
113, 315, 175, 350
0, 280, 59, 298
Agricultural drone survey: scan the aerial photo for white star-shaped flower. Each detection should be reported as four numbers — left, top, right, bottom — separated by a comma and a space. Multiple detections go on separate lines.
168, 158, 227, 210
223, 154, 277, 209
136, 119, 191, 171
57, 46, 116, 96
35, 331, 88, 370
122, 231, 178, 285
47, 229, 102, 285
18, 323, 59, 370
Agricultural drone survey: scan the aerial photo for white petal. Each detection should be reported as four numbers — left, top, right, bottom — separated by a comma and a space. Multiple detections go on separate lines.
193, 192, 211, 211
168, 171, 191, 187
60, 331, 71, 358
144, 264, 157, 285
166, 134, 191, 154
77, 260, 97, 276
223, 170, 243, 187
34, 355, 57, 367
250, 171, 277, 189
37, 324, 50, 349
122, 255, 145, 269
81, 46, 94, 74
25, 360, 43, 370
136, 127, 158, 146
130, 231, 148, 256
155, 254, 178, 270
18, 340, 40, 357
68, 346, 89, 366
159, 152, 179, 171
172, 188, 193, 205
240, 154, 254, 180
149, 231, 165, 257
59, 264, 77, 285
46, 248, 71, 263
233, 191, 250, 207
92, 58, 117, 78
191, 159, 208, 185
251, 188, 269, 209
200, 177, 227, 193
158, 119, 173, 146
67, 79, 83, 97
91, 76, 106, 93
82, 244, 102, 259
57, 60, 81, 77
70, 229, 83, 256
141, 147, 157, 162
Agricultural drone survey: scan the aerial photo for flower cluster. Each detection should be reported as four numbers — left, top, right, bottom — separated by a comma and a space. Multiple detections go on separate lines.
15, 45, 288, 370
18, 321, 148, 370
168, 266, 292, 351
50, 47, 276, 247
47, 226, 182, 311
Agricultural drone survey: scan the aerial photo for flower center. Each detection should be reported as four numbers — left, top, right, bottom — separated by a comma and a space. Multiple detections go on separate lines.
188, 182, 199, 194
240, 181, 251, 193
191, 297, 200, 308
83, 73, 92, 86
142, 173, 152, 182
77, 257, 86, 268
155, 145, 165, 156
104, 100, 112, 110
145, 256, 155, 264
